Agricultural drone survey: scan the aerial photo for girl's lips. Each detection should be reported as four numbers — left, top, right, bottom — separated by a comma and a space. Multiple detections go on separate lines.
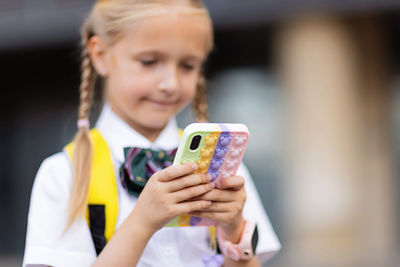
145, 98, 178, 107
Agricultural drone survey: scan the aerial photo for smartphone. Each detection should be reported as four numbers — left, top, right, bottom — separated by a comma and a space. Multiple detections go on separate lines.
166, 123, 250, 227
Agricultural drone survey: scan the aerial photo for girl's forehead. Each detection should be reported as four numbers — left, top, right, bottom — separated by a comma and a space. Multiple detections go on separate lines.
116, 12, 212, 58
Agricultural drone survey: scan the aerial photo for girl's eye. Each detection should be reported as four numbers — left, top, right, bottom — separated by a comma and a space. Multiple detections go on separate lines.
181, 63, 196, 71
140, 59, 157, 66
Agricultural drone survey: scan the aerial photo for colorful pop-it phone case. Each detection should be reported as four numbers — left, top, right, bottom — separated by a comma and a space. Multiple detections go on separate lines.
166, 123, 250, 227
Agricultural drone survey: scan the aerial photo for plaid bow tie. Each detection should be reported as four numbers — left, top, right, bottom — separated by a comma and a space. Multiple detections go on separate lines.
119, 147, 177, 197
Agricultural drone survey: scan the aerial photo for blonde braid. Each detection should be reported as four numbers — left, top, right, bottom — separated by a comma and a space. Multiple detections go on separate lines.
193, 74, 209, 122
79, 20, 97, 121
66, 20, 97, 230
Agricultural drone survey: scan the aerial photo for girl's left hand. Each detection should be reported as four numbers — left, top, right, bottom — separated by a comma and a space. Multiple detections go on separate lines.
189, 175, 246, 241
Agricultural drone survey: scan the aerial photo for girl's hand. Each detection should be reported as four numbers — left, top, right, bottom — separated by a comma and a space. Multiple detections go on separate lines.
132, 162, 215, 234
189, 175, 247, 242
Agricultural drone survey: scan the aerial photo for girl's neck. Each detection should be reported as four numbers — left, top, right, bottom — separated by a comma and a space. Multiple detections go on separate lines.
130, 124, 162, 143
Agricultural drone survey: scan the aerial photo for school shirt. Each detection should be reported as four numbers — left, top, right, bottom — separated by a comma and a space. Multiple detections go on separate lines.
23, 104, 281, 267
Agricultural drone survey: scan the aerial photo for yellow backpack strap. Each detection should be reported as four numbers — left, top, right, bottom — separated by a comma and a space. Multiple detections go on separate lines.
65, 129, 118, 255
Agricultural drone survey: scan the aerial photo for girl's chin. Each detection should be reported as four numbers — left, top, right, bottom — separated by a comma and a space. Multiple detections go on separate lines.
125, 107, 178, 130
136, 116, 171, 130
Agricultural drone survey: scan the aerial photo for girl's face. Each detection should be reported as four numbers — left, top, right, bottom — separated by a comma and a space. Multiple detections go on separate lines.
91, 10, 211, 140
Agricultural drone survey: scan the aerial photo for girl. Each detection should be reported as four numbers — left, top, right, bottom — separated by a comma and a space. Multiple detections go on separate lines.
23, 1, 280, 266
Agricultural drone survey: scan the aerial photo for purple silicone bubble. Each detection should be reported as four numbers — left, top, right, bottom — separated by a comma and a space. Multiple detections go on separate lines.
202, 254, 224, 267
218, 133, 232, 146
211, 158, 224, 170
210, 170, 219, 181
214, 146, 228, 158
190, 216, 202, 226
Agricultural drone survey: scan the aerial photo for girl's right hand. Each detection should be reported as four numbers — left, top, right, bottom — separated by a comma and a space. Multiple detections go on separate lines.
132, 162, 215, 234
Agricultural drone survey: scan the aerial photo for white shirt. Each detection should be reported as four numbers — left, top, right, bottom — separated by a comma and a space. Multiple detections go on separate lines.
23, 104, 281, 267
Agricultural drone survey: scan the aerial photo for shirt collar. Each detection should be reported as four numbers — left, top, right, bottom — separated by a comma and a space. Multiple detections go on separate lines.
96, 103, 180, 164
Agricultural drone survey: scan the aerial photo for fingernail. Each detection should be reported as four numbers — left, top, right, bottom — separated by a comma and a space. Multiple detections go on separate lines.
209, 182, 215, 189
207, 174, 212, 181
206, 201, 212, 206
216, 179, 222, 188
192, 163, 198, 170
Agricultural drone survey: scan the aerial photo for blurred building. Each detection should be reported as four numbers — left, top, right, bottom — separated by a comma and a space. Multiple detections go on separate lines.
1, 0, 400, 266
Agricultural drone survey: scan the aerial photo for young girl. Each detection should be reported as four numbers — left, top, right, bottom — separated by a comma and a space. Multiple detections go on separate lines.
23, 1, 280, 266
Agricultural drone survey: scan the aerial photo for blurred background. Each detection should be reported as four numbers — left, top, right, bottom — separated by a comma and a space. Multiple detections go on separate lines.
1, 0, 400, 266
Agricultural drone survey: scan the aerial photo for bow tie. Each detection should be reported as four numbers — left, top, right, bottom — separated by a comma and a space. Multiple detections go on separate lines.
119, 147, 177, 197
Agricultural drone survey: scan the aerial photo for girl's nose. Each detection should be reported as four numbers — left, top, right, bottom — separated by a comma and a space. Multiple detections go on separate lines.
158, 65, 180, 94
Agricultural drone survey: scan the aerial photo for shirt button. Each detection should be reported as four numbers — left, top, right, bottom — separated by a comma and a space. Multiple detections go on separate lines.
164, 247, 174, 256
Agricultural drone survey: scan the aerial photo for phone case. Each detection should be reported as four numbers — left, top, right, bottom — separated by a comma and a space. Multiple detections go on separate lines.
166, 123, 250, 227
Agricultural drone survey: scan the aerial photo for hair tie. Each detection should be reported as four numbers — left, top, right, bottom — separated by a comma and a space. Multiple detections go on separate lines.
77, 118, 90, 129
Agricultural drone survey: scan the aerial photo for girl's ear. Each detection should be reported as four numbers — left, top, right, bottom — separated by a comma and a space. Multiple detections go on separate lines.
88, 36, 109, 77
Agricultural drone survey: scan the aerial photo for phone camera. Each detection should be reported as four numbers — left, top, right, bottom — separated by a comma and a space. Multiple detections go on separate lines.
190, 135, 202, 150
